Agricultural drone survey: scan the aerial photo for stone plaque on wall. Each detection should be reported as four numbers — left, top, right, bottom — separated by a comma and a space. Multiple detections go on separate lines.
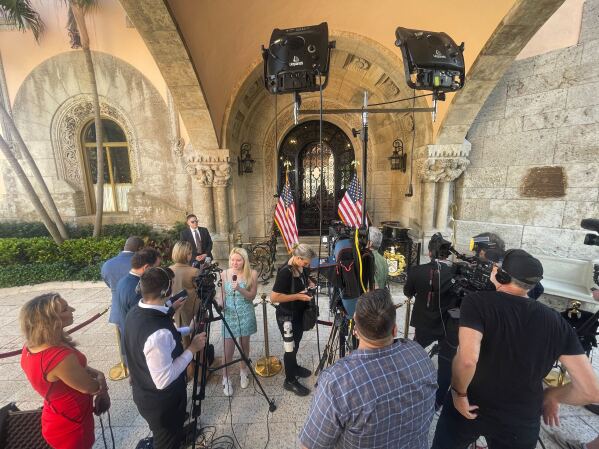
520, 166, 566, 198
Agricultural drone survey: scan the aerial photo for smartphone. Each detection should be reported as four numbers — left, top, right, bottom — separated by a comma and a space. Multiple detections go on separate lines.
166, 289, 187, 308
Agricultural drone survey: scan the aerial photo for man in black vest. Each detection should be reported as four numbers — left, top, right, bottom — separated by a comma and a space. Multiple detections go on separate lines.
124, 267, 206, 449
180, 213, 213, 263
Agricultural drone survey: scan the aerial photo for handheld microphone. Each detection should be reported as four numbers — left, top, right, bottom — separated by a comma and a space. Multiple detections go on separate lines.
232, 274, 237, 298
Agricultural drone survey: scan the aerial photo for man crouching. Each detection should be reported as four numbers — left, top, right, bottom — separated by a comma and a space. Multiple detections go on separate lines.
299, 289, 436, 449
124, 267, 206, 449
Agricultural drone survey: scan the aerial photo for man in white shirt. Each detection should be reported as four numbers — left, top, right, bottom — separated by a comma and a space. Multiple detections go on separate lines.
124, 267, 206, 449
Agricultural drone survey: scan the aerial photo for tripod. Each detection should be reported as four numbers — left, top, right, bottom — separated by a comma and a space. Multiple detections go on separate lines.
315, 289, 356, 375
189, 273, 277, 449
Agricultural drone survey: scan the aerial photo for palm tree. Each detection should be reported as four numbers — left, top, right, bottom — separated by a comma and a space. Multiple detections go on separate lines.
68, 0, 104, 238
0, 134, 63, 243
0, 0, 68, 243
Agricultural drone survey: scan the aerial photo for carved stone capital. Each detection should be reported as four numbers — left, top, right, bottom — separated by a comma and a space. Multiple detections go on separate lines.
185, 148, 231, 187
418, 157, 470, 183
213, 162, 232, 187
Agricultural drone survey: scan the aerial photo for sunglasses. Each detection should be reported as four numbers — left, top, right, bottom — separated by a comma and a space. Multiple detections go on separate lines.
189, 220, 198, 224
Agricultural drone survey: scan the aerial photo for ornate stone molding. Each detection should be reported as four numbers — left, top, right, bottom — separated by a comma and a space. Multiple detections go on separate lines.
417, 157, 470, 183
50, 94, 140, 190
185, 148, 231, 187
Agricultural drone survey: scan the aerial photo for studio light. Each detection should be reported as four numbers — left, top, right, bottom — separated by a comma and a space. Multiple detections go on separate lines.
262, 22, 333, 95
262, 22, 335, 124
238, 143, 255, 176
395, 27, 465, 94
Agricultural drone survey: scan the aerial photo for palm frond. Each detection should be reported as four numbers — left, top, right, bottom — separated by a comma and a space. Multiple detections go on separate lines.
0, 0, 45, 41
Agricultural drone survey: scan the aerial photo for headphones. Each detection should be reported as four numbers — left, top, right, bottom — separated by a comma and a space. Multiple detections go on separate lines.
495, 249, 514, 285
137, 267, 173, 298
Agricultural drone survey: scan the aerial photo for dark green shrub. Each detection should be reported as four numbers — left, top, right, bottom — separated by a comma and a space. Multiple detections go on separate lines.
0, 222, 50, 238
59, 238, 125, 265
21, 237, 60, 264
0, 238, 24, 265
0, 262, 77, 288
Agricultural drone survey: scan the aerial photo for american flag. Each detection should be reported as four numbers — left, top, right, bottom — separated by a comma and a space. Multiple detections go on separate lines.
338, 173, 366, 227
274, 177, 299, 252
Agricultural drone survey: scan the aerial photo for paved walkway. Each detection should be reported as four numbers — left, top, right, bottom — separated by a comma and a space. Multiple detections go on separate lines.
0, 281, 597, 448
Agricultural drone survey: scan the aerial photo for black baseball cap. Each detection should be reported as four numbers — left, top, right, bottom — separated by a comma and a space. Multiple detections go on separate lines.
502, 249, 543, 284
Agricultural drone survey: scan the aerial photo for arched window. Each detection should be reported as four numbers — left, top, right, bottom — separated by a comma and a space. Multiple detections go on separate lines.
81, 119, 132, 213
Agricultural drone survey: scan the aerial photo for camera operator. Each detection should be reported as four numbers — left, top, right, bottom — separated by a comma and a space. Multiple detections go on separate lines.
124, 267, 206, 449
404, 232, 458, 409
431, 249, 599, 449
472, 232, 544, 299
271, 243, 316, 397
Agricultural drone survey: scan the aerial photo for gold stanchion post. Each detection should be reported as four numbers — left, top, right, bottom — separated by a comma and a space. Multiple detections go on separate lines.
108, 326, 129, 381
403, 297, 413, 339
255, 293, 283, 377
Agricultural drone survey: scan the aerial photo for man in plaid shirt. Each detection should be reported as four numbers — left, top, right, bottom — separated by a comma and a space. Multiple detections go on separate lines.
299, 289, 436, 449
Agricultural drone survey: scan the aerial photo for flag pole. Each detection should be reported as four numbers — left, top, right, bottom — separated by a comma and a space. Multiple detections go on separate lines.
361, 91, 369, 226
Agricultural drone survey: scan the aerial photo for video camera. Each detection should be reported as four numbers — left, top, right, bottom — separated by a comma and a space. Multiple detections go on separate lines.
193, 261, 223, 303
582, 218, 599, 247
328, 221, 368, 250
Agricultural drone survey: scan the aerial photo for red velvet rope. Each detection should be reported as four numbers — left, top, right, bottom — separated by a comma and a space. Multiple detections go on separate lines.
0, 308, 109, 359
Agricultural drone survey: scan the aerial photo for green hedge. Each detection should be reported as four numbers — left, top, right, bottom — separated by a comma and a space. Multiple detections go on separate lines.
0, 222, 155, 239
0, 262, 103, 288
0, 237, 125, 266
0, 221, 190, 287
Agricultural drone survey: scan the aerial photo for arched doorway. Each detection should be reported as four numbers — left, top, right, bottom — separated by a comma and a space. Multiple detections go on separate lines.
278, 121, 354, 235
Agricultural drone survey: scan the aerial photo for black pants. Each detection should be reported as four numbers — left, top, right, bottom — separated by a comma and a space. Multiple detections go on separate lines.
276, 309, 304, 382
414, 327, 456, 407
431, 395, 541, 449
135, 389, 186, 449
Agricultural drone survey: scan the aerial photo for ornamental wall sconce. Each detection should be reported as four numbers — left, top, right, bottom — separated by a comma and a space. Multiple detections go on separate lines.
238, 142, 255, 175
388, 139, 407, 172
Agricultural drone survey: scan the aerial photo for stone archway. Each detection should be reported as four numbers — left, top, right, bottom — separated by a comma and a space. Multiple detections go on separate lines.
222, 31, 434, 240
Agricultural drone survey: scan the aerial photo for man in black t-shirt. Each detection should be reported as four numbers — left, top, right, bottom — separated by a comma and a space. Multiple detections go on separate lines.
404, 234, 458, 408
432, 249, 599, 449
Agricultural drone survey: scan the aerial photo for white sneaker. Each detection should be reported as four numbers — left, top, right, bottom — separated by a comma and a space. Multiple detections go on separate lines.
222, 378, 234, 397
240, 372, 249, 389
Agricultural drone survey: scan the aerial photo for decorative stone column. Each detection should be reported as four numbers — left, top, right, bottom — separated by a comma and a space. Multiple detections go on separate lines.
184, 149, 232, 263
185, 154, 216, 232
416, 141, 471, 239
212, 162, 232, 235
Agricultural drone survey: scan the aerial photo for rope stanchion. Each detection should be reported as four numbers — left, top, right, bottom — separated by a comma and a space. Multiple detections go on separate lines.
108, 326, 129, 381
0, 307, 109, 359
255, 293, 282, 377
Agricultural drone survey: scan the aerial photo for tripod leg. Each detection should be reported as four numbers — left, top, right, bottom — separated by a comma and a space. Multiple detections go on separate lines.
215, 302, 277, 411
316, 323, 337, 375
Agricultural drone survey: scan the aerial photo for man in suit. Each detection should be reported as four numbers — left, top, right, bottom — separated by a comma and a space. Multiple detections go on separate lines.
180, 213, 213, 263
101, 236, 145, 327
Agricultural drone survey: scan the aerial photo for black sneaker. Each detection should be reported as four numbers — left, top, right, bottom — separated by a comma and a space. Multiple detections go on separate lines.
296, 366, 312, 378
283, 378, 310, 397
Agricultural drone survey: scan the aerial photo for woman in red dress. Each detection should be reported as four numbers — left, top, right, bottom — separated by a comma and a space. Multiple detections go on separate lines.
20, 293, 108, 449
